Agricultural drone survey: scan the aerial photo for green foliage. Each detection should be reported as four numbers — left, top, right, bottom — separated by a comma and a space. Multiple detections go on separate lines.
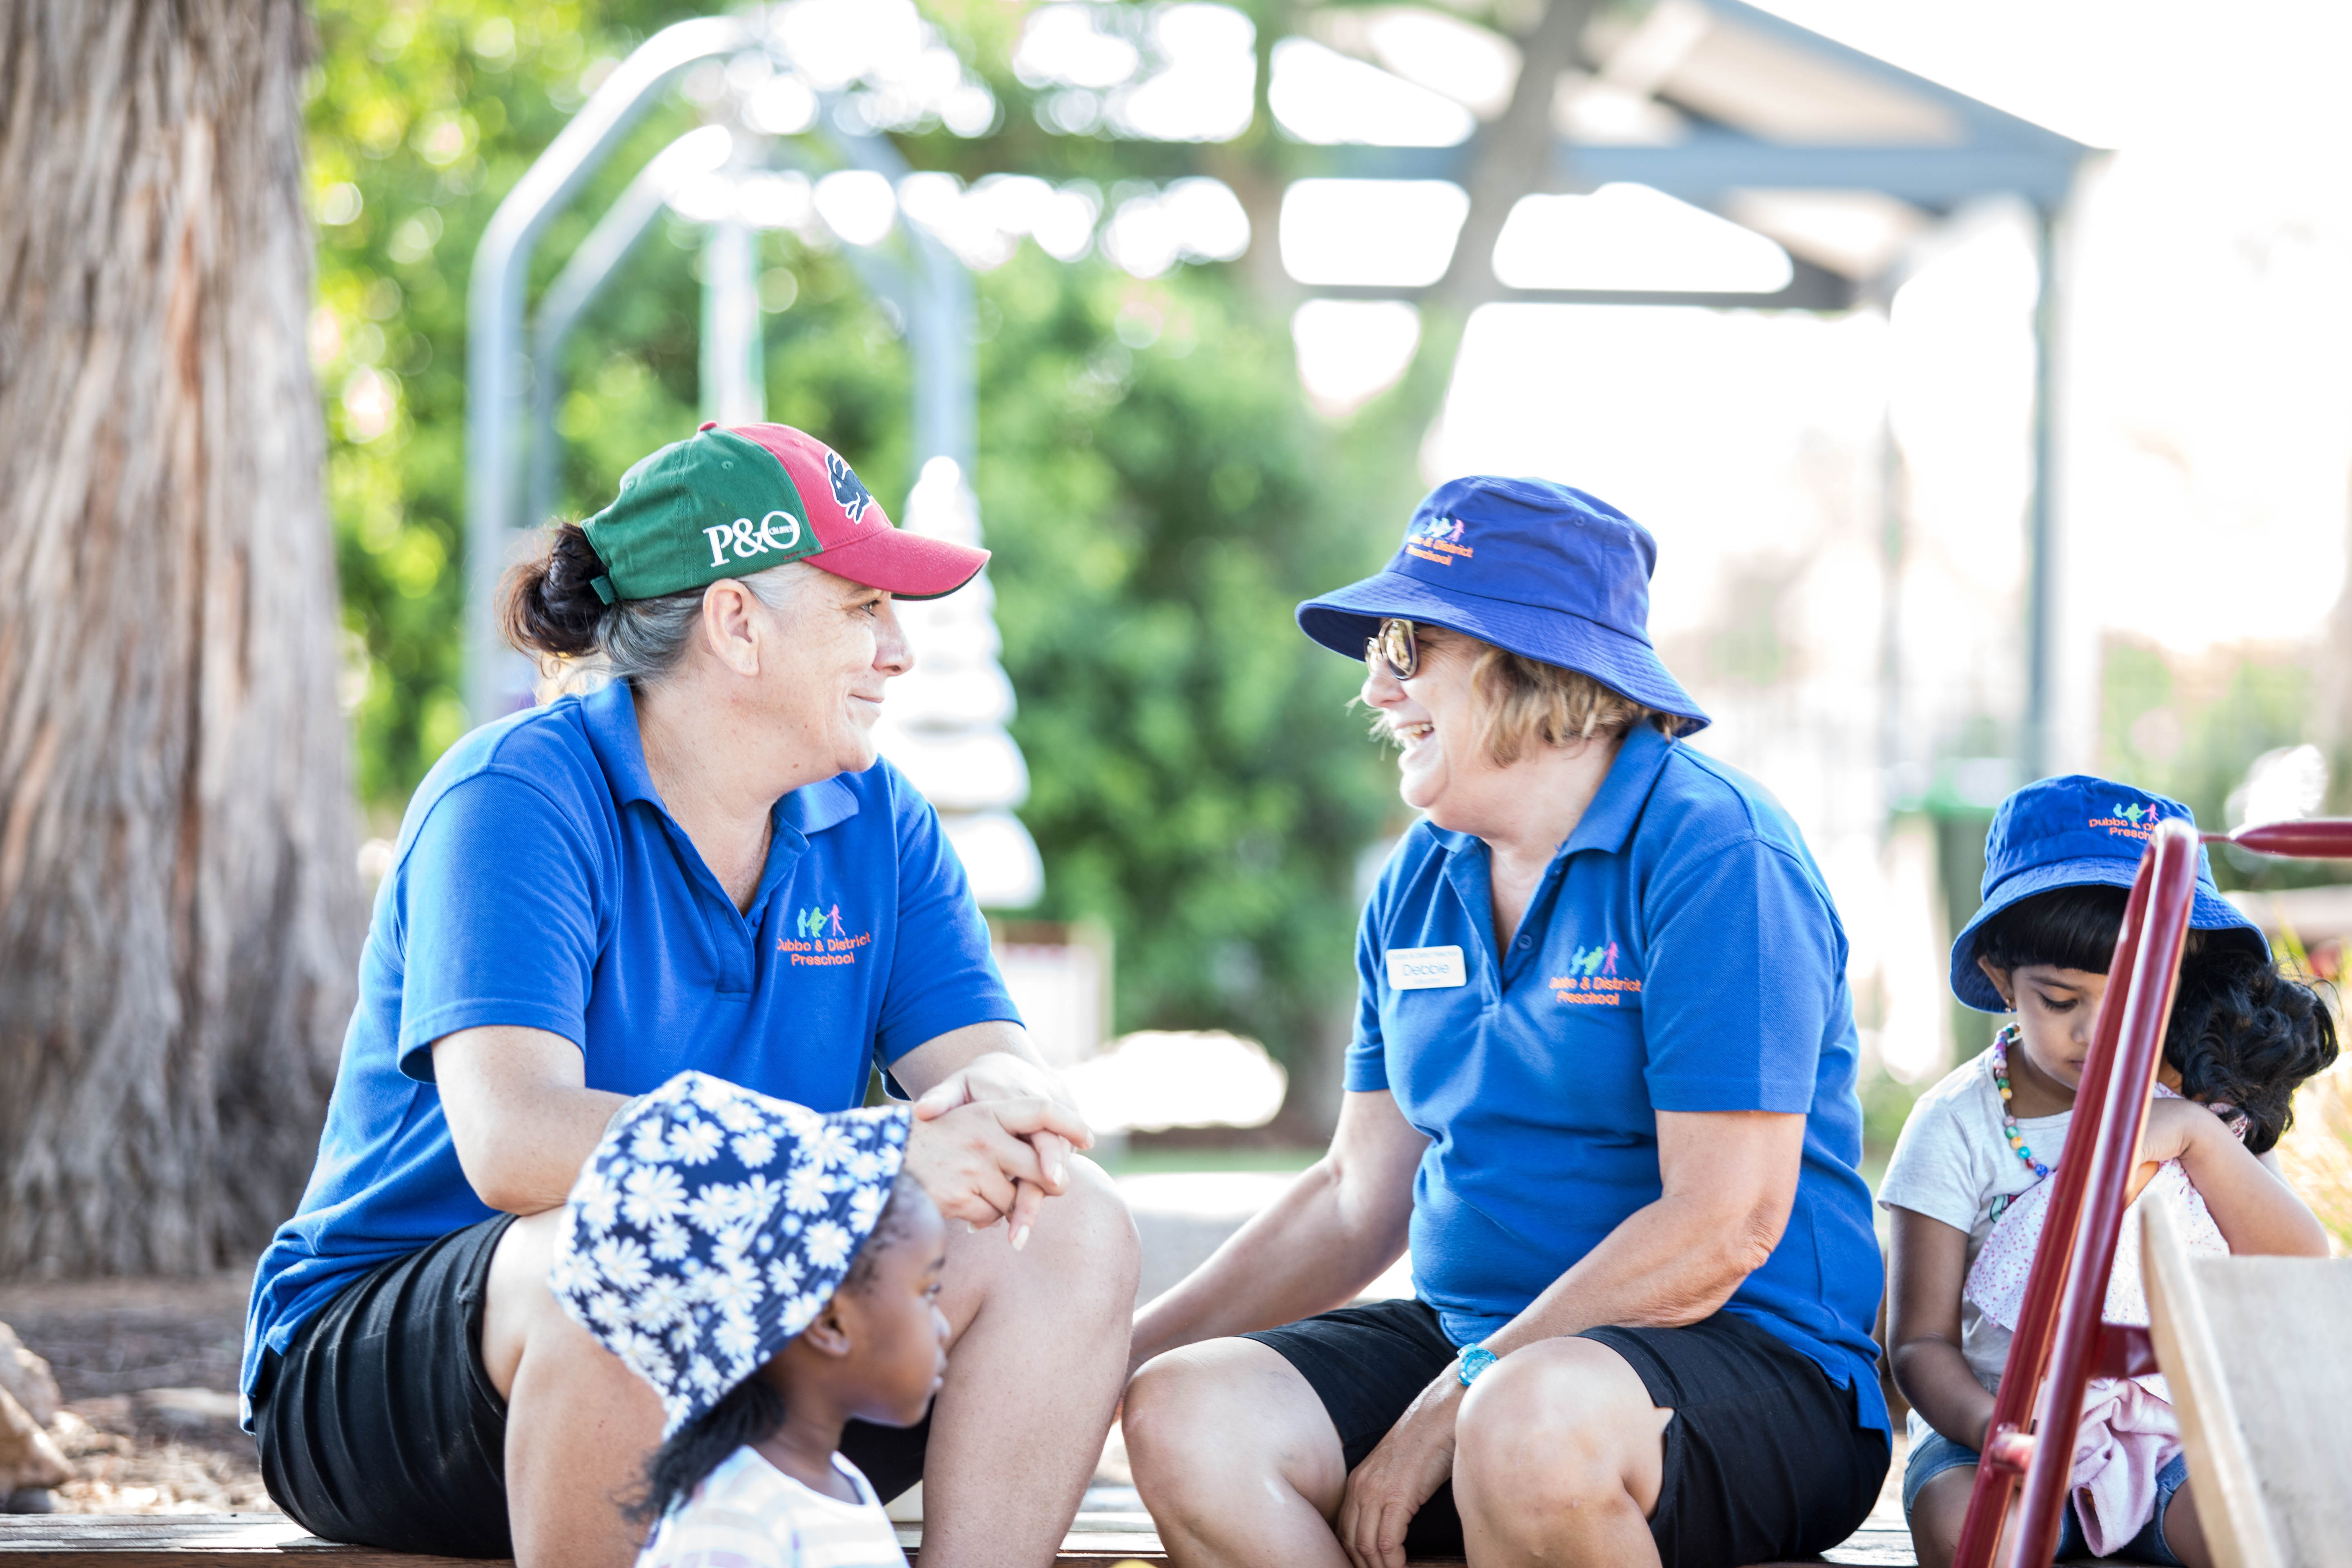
976, 257, 1414, 1046
308, 0, 706, 803
2100, 635, 2346, 892
307, 1, 1427, 1052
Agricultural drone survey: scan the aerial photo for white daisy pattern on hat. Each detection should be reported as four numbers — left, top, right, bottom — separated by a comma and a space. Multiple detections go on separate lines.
551, 1072, 912, 1437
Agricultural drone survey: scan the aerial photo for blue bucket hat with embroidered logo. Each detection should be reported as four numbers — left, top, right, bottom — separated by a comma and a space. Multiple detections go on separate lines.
1295, 475, 1709, 735
550, 1071, 912, 1438
1948, 774, 2269, 1013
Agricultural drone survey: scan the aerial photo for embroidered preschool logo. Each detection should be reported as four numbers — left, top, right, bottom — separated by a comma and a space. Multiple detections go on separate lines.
1403, 514, 1473, 568
2087, 799, 2165, 842
777, 899, 872, 967
828, 451, 874, 523
1549, 938, 1641, 1006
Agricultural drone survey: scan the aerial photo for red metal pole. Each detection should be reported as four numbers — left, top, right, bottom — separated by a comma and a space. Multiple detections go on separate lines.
2215, 819, 2352, 858
2007, 820, 2199, 1568
1949, 851, 2155, 1568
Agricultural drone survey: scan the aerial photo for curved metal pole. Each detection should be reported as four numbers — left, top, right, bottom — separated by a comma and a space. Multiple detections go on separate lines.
465, 13, 750, 720
824, 123, 973, 475
526, 125, 735, 536
1951, 845, 2155, 1568
2008, 821, 2196, 1566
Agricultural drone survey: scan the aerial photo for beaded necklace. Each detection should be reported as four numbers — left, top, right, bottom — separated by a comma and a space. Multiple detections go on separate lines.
1989, 1023, 2053, 1180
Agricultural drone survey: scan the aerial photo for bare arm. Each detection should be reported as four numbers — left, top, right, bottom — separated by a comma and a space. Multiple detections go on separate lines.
889, 1018, 1058, 1103
434, 1025, 626, 1216
2138, 1099, 2328, 1257
1887, 1205, 1996, 1451
1129, 1089, 1427, 1371
1472, 1108, 1805, 1353
432, 1019, 1092, 1227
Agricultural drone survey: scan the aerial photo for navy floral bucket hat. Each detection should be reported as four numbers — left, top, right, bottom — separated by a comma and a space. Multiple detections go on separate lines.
550, 1071, 913, 1437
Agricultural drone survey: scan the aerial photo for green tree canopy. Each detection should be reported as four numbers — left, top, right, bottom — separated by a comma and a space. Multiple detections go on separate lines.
307, 0, 1438, 1061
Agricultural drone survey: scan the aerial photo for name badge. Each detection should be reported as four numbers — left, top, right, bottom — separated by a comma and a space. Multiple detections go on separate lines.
1386, 945, 1467, 991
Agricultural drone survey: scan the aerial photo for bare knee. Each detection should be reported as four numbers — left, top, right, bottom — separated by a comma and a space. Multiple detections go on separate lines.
1123, 1348, 1232, 1500
1455, 1339, 1665, 1520
1125, 1341, 1343, 1525
1029, 1156, 1140, 1310
1904, 1464, 1975, 1568
481, 1211, 567, 1398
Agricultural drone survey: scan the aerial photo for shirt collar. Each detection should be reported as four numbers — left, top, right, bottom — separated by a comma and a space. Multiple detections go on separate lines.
1562, 724, 1677, 857
1429, 722, 1678, 864
784, 775, 862, 835
578, 679, 864, 835
579, 680, 661, 807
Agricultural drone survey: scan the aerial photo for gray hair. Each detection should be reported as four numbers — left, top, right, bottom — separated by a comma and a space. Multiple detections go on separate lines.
565, 561, 810, 693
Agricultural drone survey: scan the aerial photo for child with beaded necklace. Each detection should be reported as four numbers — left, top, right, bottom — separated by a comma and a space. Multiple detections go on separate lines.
1880, 775, 2336, 1568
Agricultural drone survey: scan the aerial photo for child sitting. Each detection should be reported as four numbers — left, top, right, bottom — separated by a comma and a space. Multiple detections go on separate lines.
1880, 775, 2336, 1568
551, 1071, 949, 1568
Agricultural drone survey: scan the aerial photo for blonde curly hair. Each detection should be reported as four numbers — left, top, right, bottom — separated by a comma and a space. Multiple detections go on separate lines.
1418, 626, 1682, 766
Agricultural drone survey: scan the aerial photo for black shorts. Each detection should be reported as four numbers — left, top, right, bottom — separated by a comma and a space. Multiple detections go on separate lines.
252, 1215, 932, 1557
1244, 1298, 1889, 1568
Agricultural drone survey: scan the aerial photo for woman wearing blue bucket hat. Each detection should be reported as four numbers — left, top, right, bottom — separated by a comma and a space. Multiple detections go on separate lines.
1125, 477, 1890, 1568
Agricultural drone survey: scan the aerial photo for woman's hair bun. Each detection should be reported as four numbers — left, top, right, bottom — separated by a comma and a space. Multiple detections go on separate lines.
499, 521, 610, 660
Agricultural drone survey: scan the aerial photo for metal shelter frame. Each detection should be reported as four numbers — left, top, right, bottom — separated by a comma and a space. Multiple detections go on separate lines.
465, 0, 2093, 781
1325, 0, 2091, 780
464, 13, 976, 720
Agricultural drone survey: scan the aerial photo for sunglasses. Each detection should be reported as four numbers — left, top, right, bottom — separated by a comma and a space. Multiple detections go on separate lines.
1364, 618, 1420, 681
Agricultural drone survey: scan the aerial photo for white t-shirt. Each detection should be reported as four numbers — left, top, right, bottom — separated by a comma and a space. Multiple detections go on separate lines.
636, 1448, 908, 1568
1877, 1045, 2073, 1397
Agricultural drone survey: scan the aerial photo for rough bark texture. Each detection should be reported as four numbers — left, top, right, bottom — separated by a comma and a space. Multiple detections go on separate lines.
0, 0, 360, 1278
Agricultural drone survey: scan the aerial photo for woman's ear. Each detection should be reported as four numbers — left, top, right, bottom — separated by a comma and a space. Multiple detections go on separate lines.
1976, 955, 2015, 1011
700, 579, 766, 677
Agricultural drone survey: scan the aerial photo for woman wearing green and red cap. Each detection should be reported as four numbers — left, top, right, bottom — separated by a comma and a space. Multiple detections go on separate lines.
241, 423, 1136, 1568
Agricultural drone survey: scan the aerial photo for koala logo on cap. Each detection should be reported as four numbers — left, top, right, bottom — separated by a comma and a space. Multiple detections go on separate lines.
827, 451, 874, 524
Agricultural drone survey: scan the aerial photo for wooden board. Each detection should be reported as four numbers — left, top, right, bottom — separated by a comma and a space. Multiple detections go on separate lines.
2142, 1202, 2352, 1568
0, 1514, 494, 1564
2143, 1201, 2283, 1568
0, 1514, 1942, 1566
2163, 1234, 2352, 1564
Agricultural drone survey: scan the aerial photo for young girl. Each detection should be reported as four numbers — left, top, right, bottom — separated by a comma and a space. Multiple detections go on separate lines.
1881, 775, 2336, 1568
552, 1071, 950, 1568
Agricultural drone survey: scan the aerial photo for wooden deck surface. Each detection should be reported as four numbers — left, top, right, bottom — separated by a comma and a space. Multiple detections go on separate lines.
0, 1513, 1927, 1565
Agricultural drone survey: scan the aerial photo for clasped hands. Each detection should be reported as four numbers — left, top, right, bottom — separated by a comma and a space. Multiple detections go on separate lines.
901, 1049, 1092, 1249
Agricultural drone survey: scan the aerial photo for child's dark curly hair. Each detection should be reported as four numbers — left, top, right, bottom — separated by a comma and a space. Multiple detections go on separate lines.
1971, 885, 2338, 1152
630, 1172, 926, 1527
2168, 947, 2338, 1154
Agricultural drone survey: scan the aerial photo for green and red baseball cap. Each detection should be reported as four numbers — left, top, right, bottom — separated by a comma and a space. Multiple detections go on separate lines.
580, 422, 987, 604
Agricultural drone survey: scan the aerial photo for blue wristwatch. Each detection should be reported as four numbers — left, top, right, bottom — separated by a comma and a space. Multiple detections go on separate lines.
1456, 1345, 1499, 1388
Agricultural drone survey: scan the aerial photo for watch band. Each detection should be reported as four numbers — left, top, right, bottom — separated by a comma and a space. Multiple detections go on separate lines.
1456, 1345, 1499, 1388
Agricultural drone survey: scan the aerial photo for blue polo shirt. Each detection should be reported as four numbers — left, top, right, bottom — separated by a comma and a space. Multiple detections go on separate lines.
241, 681, 1018, 1407
1352, 725, 1886, 1433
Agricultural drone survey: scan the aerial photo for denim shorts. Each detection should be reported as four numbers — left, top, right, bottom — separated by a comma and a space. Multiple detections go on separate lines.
1903, 1425, 2189, 1566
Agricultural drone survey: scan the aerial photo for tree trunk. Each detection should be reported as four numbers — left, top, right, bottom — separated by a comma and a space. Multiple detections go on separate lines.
1435, 0, 1599, 312
0, 0, 360, 1278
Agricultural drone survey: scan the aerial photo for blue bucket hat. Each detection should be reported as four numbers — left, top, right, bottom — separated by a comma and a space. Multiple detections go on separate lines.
1949, 775, 2268, 1013
1295, 476, 1708, 735
550, 1071, 912, 1437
